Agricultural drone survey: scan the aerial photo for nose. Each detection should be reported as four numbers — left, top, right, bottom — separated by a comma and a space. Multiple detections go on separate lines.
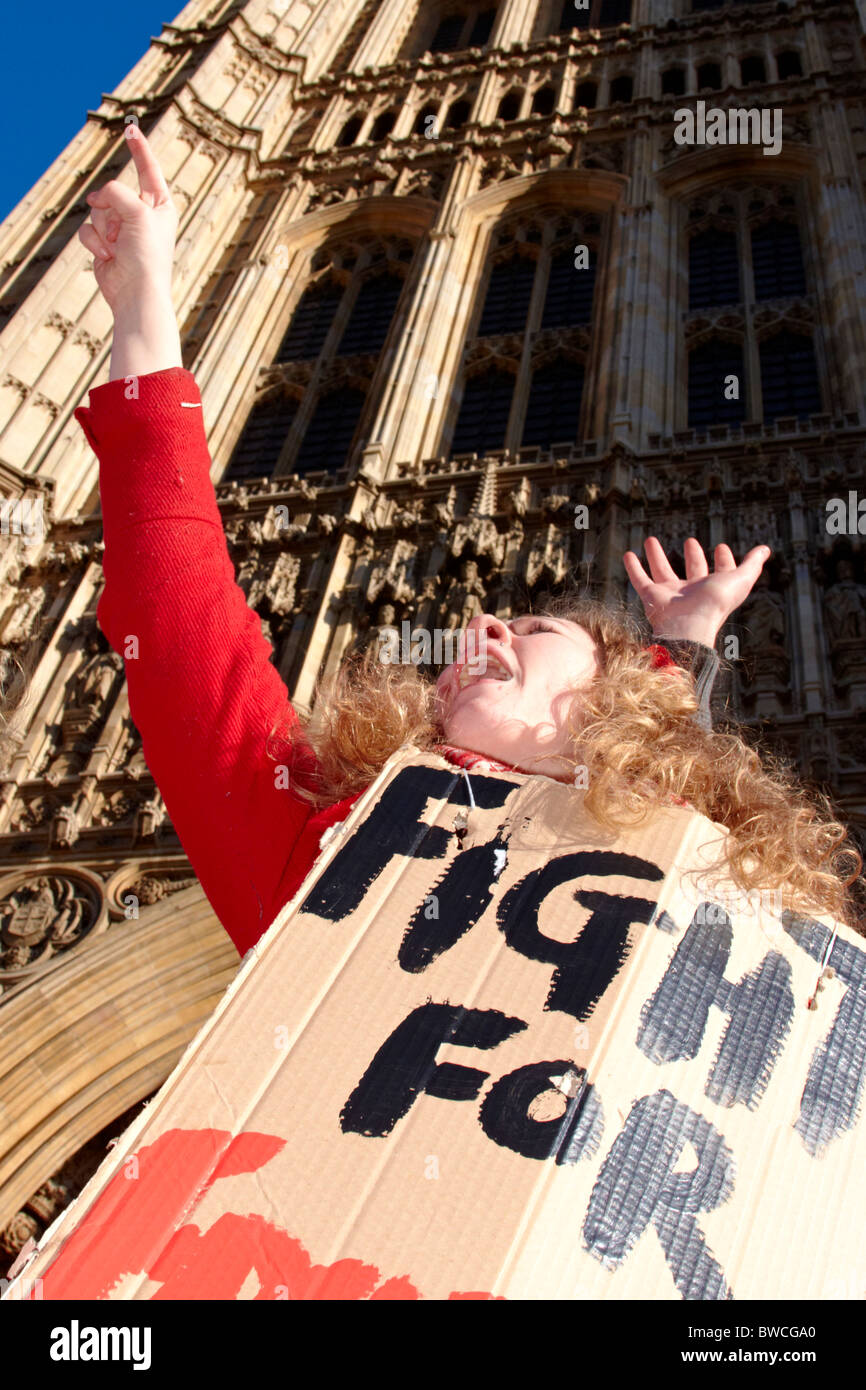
466, 612, 511, 643
462, 612, 512, 659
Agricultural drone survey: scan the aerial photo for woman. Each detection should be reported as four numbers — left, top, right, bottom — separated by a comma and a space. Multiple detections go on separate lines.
76, 128, 861, 959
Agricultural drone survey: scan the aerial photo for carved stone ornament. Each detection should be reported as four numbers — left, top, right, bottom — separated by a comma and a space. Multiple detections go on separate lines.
0, 869, 105, 982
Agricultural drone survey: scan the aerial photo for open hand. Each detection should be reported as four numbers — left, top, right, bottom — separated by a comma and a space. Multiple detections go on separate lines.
78, 124, 178, 314
624, 537, 771, 648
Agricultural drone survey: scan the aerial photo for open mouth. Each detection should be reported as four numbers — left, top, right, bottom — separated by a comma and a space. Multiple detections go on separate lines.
456, 655, 513, 689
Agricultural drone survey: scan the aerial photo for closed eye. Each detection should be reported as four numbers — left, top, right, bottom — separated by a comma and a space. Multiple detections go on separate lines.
517, 619, 554, 634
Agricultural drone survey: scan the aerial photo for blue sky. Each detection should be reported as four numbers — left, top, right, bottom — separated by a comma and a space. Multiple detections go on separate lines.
1, 4, 177, 222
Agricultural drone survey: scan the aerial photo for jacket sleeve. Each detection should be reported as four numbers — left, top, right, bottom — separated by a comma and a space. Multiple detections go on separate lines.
653, 636, 722, 732
75, 366, 316, 955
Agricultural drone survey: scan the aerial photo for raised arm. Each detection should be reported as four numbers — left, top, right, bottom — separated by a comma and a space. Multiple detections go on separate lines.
77, 127, 319, 953
624, 536, 772, 729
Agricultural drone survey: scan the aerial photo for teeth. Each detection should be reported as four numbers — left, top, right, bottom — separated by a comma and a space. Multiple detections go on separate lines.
458, 658, 511, 688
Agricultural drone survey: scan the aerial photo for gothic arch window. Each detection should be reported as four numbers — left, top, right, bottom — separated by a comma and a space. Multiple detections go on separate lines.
227, 241, 413, 481
751, 219, 806, 299
421, 4, 499, 57
575, 80, 598, 109
284, 107, 324, 155
478, 254, 537, 334
697, 62, 722, 90
414, 104, 440, 136
521, 356, 585, 447
275, 278, 343, 361
532, 85, 557, 116
451, 367, 515, 454
683, 186, 820, 428
444, 95, 474, 130
661, 66, 686, 96
542, 244, 597, 326
741, 55, 766, 85
599, 0, 631, 21
369, 109, 398, 142
777, 50, 802, 79
759, 331, 821, 420
467, 6, 498, 45
337, 114, 363, 147
295, 386, 368, 474
337, 271, 404, 356
451, 211, 604, 455
609, 74, 633, 104
224, 393, 299, 482
556, 0, 631, 30
688, 228, 739, 309
497, 89, 523, 121
688, 339, 745, 428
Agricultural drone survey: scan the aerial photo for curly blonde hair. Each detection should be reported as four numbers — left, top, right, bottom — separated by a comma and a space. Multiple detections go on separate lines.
267, 590, 863, 932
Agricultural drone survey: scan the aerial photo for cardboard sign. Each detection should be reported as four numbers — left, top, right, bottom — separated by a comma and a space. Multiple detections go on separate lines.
6, 747, 866, 1300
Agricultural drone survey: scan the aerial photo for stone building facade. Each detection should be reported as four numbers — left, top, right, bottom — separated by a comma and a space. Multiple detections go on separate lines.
0, 0, 864, 1270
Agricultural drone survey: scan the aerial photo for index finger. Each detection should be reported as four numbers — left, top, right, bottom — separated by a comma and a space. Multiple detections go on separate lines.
124, 125, 172, 206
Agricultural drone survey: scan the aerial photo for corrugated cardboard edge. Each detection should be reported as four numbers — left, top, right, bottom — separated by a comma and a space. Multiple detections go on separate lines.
1, 744, 463, 1299
480, 803, 726, 1294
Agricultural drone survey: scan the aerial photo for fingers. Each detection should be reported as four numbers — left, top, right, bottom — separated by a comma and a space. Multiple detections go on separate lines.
88, 204, 120, 245
643, 536, 679, 584
739, 544, 772, 577
623, 550, 651, 595
683, 537, 709, 581
78, 221, 112, 262
86, 179, 144, 218
713, 543, 737, 572
123, 125, 172, 206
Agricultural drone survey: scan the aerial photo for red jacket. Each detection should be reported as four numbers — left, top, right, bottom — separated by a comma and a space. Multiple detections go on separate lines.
74, 367, 517, 957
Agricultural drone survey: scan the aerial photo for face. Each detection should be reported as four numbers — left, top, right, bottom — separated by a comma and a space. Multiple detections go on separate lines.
434, 612, 600, 779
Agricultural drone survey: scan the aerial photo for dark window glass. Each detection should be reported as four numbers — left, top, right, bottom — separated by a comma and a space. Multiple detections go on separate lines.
777, 50, 802, 79
337, 273, 402, 356
759, 332, 821, 420
414, 104, 440, 136
370, 109, 397, 141
692, 0, 727, 9
662, 66, 686, 96
275, 280, 343, 361
498, 90, 522, 120
521, 357, 584, 446
697, 62, 722, 89
532, 86, 556, 115
559, 0, 590, 30
542, 246, 597, 326
337, 115, 363, 147
477, 255, 536, 335
575, 80, 597, 108
751, 220, 806, 300
444, 97, 472, 129
225, 395, 298, 481
284, 108, 323, 153
452, 368, 514, 454
429, 13, 464, 53
689, 228, 740, 309
609, 74, 633, 103
468, 6, 497, 45
295, 387, 366, 474
600, 0, 631, 23
688, 338, 746, 427
741, 55, 766, 84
